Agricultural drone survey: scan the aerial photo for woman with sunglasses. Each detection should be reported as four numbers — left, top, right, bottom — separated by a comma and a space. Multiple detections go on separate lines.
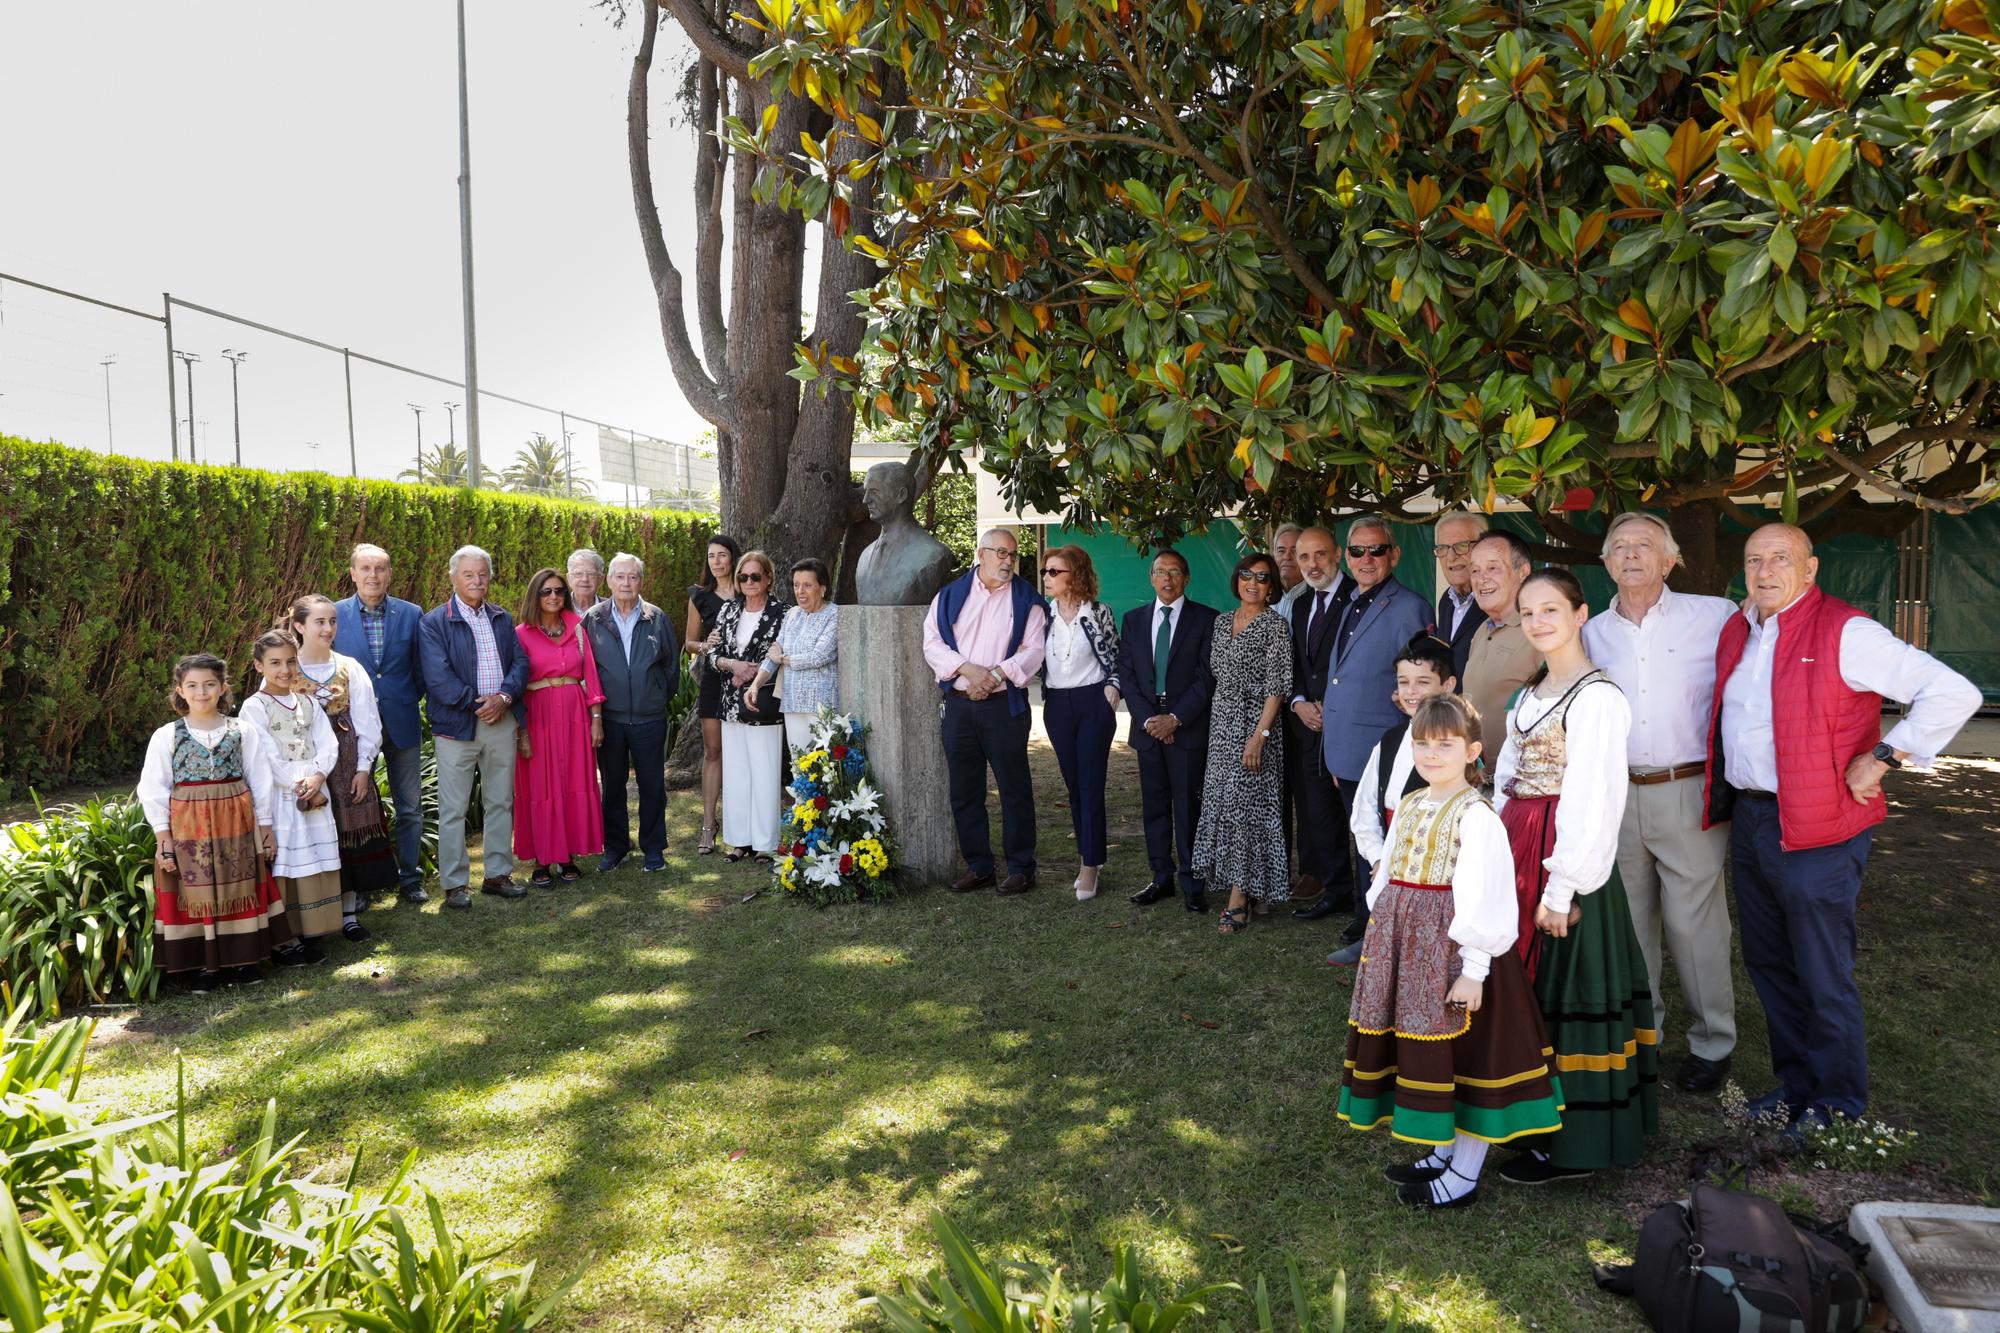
707, 550, 786, 862
1038, 545, 1121, 900
1190, 551, 1294, 933
513, 568, 606, 887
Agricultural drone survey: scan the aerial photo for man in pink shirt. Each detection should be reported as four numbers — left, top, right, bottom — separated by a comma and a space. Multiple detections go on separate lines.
922, 528, 1049, 894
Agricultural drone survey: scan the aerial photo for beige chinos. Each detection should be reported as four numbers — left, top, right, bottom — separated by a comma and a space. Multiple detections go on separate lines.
1617, 773, 1735, 1061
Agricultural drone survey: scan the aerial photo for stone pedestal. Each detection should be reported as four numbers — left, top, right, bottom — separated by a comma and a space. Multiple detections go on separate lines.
1849, 1202, 2000, 1332
836, 605, 959, 888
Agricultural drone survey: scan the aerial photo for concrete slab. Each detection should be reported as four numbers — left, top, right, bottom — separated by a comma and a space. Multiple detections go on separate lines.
1849, 1202, 2000, 1332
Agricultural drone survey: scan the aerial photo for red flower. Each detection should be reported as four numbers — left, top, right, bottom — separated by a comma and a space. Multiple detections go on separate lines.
831, 744, 849, 760
814, 796, 829, 810
839, 854, 854, 874
791, 842, 805, 858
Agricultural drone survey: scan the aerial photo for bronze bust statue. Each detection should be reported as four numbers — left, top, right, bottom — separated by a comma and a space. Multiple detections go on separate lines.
853, 459, 959, 606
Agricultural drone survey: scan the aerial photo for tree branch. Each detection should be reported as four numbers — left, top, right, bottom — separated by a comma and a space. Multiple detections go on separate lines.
1717, 331, 1817, 385
694, 53, 730, 382
630, 0, 731, 429
656, 0, 758, 81
1817, 448, 1977, 514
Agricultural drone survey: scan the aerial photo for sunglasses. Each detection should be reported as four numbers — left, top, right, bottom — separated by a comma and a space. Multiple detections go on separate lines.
1348, 543, 1393, 558
1238, 569, 1272, 584
1041, 566, 1070, 577
540, 586, 568, 599
740, 573, 765, 584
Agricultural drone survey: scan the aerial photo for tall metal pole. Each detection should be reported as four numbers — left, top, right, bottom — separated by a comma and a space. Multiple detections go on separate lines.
173, 350, 200, 464
559, 410, 571, 498
163, 294, 179, 462
99, 356, 116, 455
408, 404, 427, 477
220, 349, 248, 467
343, 349, 358, 477
455, 0, 482, 487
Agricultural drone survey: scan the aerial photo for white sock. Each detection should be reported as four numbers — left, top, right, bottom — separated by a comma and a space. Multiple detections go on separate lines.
1414, 1143, 1455, 1170
1427, 1134, 1488, 1203
343, 912, 358, 927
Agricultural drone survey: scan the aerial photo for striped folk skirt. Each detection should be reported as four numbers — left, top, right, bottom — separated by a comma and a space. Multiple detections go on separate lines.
157, 777, 293, 973
1337, 879, 1565, 1147
1502, 792, 1660, 1170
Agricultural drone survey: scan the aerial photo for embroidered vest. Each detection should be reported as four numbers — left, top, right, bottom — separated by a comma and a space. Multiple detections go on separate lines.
296, 661, 351, 718
1503, 671, 1613, 800
1703, 587, 1883, 850
1385, 786, 1482, 886
170, 718, 245, 782
256, 694, 318, 764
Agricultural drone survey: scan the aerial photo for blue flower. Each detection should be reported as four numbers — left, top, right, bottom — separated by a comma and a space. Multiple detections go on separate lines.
842, 751, 866, 778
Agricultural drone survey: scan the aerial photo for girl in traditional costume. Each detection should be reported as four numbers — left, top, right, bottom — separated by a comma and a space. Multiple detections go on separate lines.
291, 594, 398, 938
1337, 694, 1564, 1209
1494, 568, 1658, 1183
239, 629, 345, 965
136, 653, 293, 989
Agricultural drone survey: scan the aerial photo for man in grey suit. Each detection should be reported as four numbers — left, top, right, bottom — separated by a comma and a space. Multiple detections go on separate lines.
1296, 517, 1431, 956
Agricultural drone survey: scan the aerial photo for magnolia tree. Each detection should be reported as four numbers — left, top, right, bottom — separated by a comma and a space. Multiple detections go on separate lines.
723, 0, 2000, 587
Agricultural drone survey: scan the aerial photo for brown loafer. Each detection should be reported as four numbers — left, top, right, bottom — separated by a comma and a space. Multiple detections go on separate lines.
948, 869, 996, 893
995, 872, 1036, 896
481, 876, 526, 899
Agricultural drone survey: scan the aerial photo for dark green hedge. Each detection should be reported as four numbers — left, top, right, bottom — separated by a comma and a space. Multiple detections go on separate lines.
0, 438, 713, 801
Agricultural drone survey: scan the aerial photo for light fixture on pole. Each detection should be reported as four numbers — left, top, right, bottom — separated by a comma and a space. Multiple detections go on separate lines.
407, 403, 427, 476
306, 441, 322, 471
99, 355, 117, 455
443, 401, 460, 448
220, 350, 248, 467
172, 351, 201, 464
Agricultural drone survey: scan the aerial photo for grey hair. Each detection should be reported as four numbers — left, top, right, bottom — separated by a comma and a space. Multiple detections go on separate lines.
1273, 522, 1305, 541
448, 544, 493, 577
1345, 514, 1396, 544
1433, 511, 1490, 538
978, 526, 1019, 550
607, 551, 644, 576
566, 548, 606, 576
349, 542, 390, 565
1601, 511, 1682, 566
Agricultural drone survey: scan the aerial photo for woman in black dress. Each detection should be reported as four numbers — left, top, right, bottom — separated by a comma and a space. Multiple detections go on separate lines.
685, 533, 743, 855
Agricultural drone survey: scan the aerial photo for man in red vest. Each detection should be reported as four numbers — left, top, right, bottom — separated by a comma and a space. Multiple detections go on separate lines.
1704, 523, 1978, 1145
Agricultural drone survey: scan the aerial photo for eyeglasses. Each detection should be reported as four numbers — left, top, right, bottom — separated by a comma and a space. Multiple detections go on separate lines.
740, 573, 766, 584
1239, 570, 1272, 584
1348, 543, 1393, 558
979, 546, 1019, 561
539, 586, 568, 599
1432, 540, 1478, 557
1041, 566, 1069, 577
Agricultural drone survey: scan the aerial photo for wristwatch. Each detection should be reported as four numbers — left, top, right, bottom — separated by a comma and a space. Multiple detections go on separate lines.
1870, 742, 1902, 769
1258, 727, 1272, 739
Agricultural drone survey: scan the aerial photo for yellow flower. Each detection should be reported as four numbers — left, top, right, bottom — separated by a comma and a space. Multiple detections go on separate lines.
795, 803, 819, 831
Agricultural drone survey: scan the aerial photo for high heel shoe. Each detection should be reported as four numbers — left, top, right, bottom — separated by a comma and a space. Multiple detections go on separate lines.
698, 823, 717, 855
1074, 867, 1099, 901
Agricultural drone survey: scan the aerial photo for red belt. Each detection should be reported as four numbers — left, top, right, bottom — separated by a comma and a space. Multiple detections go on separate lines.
1388, 879, 1451, 892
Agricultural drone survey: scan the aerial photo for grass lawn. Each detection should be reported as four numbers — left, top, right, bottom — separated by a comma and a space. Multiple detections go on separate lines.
72, 737, 2000, 1331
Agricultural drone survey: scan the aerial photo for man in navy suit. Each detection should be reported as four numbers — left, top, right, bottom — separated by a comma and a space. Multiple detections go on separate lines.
1283, 527, 1352, 910
1432, 511, 1489, 680
333, 543, 430, 903
1295, 517, 1431, 945
1118, 550, 1219, 912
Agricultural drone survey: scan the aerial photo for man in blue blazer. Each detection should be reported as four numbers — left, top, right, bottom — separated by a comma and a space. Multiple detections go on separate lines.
419, 545, 530, 909
1298, 518, 1431, 946
1118, 550, 1219, 912
334, 543, 430, 903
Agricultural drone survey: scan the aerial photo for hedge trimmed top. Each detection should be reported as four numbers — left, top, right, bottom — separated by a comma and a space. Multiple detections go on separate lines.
0, 438, 714, 801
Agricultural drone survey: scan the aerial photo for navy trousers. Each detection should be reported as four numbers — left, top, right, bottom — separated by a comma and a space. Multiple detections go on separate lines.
1286, 714, 1357, 907
381, 741, 426, 890
599, 717, 668, 863
1729, 792, 1873, 1119
1044, 684, 1114, 865
1136, 733, 1207, 896
941, 693, 1037, 877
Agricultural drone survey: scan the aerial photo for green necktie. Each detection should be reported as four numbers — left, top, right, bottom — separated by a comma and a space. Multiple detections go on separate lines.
1154, 606, 1173, 696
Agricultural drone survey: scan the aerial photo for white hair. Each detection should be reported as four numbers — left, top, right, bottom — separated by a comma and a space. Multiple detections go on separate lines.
566, 548, 606, 576
349, 542, 390, 565
1345, 514, 1396, 544
608, 551, 644, 576
1433, 511, 1490, 539
1601, 511, 1682, 565
448, 544, 493, 577
978, 527, 1019, 549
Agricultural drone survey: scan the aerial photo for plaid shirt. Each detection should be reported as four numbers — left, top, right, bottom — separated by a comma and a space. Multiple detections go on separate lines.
358, 599, 388, 666
453, 595, 505, 696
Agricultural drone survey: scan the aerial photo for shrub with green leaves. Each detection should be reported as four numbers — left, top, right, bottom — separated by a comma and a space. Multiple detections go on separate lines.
0, 437, 713, 802
0, 1005, 576, 1330
0, 796, 158, 1016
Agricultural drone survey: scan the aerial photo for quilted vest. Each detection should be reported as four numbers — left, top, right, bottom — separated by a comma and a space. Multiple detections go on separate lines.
1703, 587, 1884, 851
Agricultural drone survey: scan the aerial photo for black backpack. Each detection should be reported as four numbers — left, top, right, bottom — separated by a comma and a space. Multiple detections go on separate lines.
1594, 1183, 1872, 1333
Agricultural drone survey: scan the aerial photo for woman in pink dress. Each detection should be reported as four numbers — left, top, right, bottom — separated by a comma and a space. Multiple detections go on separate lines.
514, 568, 606, 885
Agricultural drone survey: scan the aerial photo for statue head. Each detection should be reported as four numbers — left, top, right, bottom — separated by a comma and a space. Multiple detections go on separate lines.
862, 460, 917, 525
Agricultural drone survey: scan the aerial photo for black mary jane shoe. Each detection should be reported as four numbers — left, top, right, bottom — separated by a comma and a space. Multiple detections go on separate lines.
1383, 1159, 1448, 1186
1397, 1165, 1482, 1210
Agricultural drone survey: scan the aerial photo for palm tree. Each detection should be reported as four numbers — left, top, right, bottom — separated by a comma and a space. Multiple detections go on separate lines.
398, 443, 491, 488
501, 433, 593, 498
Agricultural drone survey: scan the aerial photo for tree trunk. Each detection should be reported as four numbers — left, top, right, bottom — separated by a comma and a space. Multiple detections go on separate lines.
1668, 502, 1731, 597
